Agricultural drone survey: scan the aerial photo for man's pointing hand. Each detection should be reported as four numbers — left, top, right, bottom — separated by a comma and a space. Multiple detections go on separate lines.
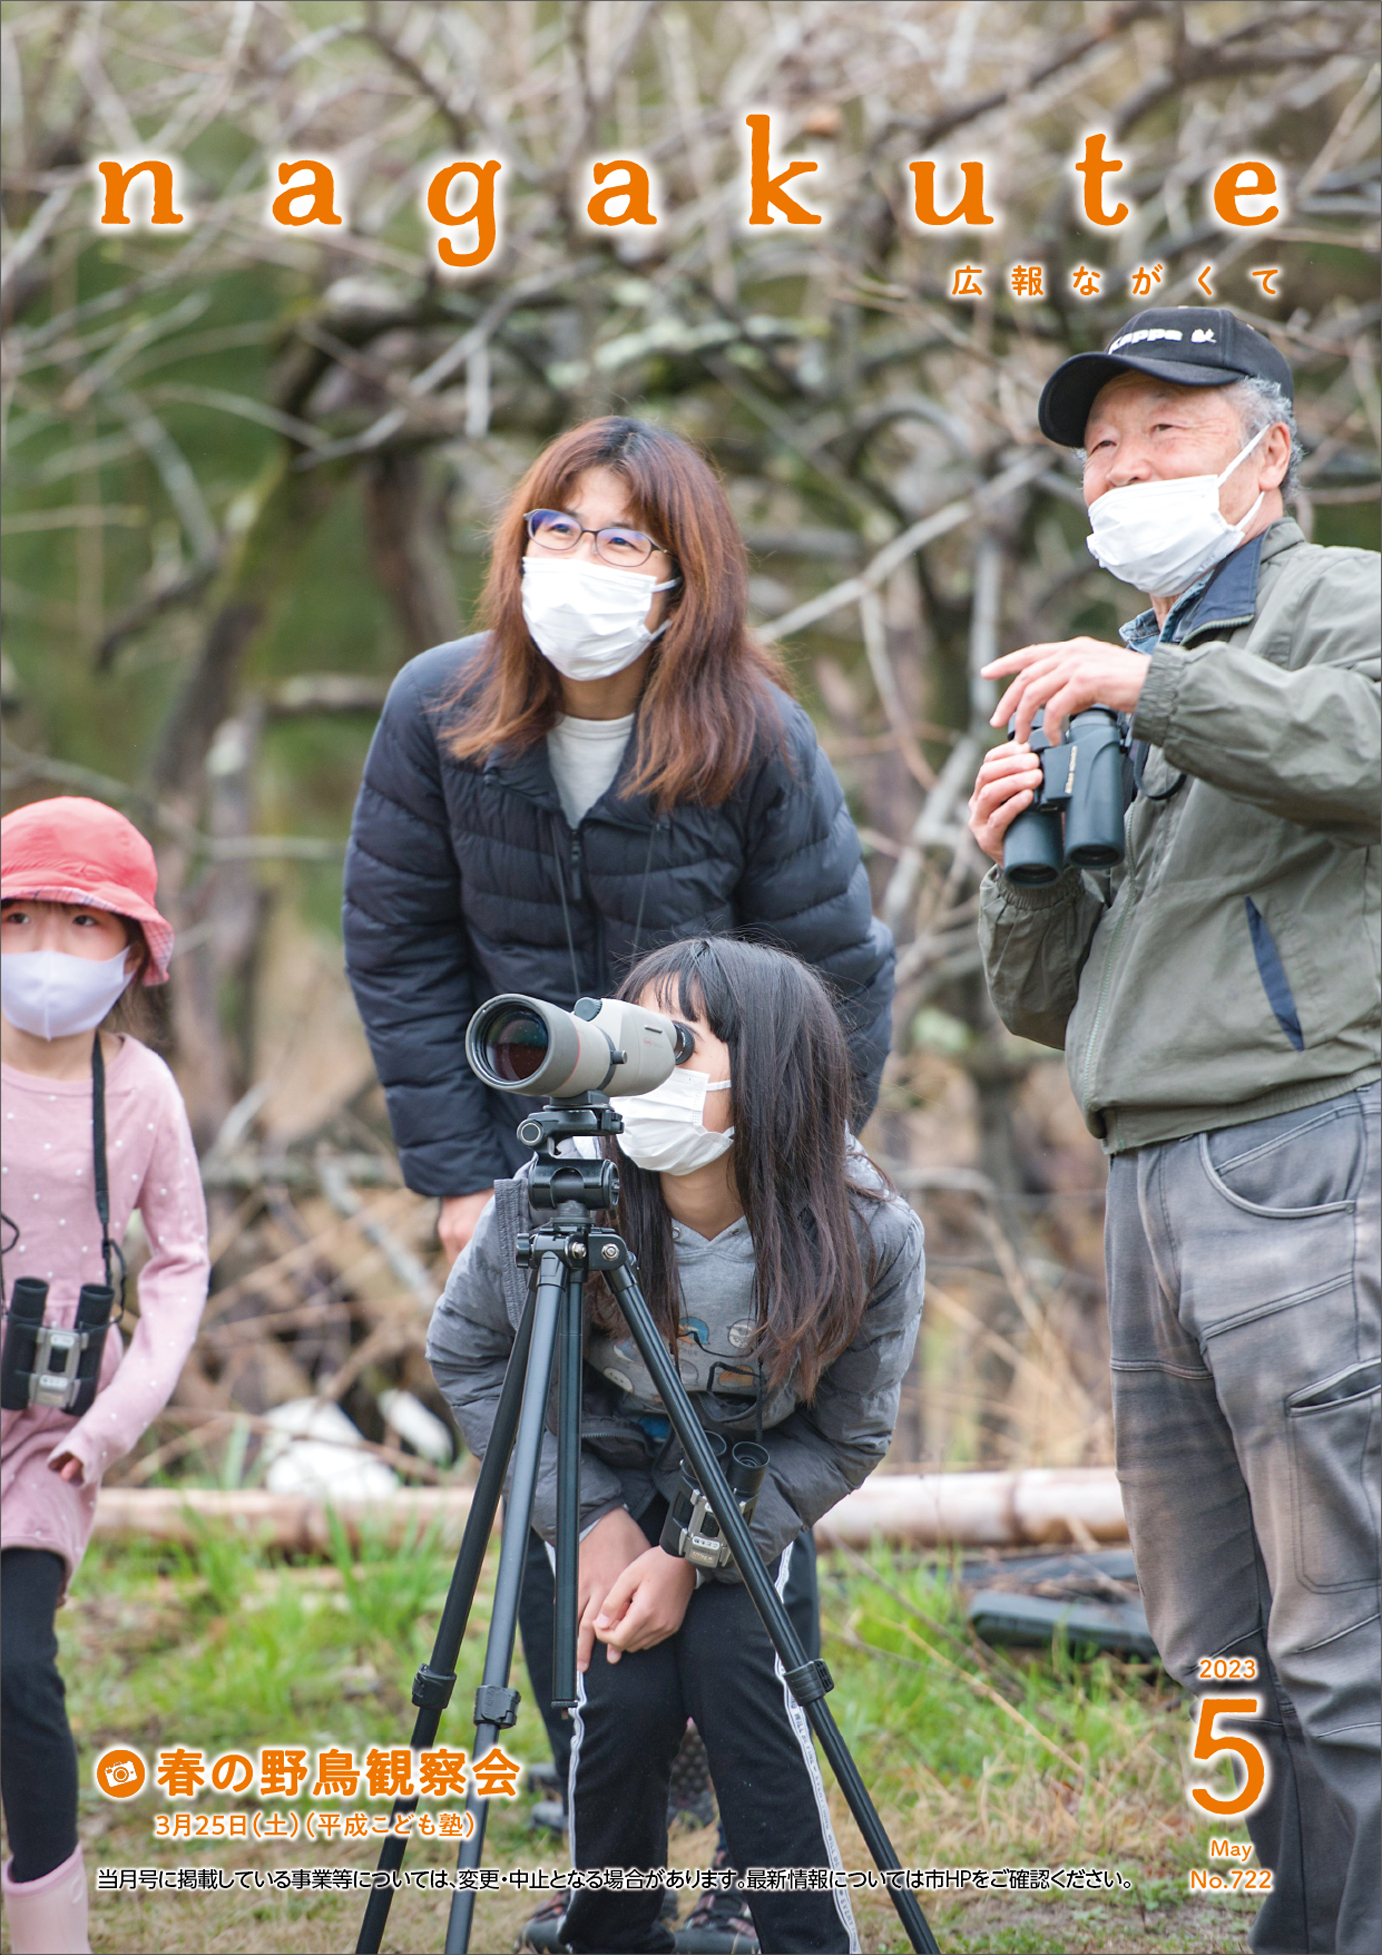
984, 637, 1150, 744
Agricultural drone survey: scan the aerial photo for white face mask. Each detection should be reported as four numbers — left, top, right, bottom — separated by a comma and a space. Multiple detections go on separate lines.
1085, 425, 1269, 597
1, 948, 132, 1041
610, 1066, 733, 1177
522, 557, 679, 683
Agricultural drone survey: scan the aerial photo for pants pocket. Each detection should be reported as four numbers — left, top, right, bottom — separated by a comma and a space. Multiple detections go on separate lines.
1286, 1360, 1381, 1593
1201, 1093, 1364, 1219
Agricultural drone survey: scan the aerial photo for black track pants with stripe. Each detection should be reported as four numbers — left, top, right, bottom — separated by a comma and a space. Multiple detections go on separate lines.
519, 1518, 821, 1787
561, 1512, 858, 1955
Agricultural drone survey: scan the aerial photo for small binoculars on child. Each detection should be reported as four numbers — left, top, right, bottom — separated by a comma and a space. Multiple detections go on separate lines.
661, 1432, 770, 1571
1, 1276, 115, 1415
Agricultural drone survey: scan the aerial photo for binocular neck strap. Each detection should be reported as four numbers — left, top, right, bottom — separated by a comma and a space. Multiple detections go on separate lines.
0, 1210, 16, 1299
0, 1047, 122, 1319
91, 1034, 124, 1312
1131, 740, 1187, 804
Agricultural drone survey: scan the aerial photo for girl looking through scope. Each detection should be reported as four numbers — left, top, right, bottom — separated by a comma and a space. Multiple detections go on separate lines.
427, 938, 924, 1955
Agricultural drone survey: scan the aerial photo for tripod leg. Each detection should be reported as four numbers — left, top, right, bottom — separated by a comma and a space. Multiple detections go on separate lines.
355, 1286, 536, 1955
552, 1265, 585, 1709
605, 1259, 941, 1955
444, 1249, 567, 1955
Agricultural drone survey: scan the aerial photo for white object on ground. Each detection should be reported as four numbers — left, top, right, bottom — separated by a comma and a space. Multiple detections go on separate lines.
378, 1388, 454, 1465
259, 1397, 399, 1499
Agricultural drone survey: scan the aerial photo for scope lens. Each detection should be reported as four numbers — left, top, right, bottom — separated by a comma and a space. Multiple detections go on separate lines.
482, 1006, 550, 1083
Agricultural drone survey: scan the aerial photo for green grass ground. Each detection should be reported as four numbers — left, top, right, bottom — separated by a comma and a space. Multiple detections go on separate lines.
2, 1524, 1259, 1955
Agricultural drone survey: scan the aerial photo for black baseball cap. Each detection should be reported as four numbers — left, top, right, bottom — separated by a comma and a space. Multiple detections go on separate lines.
1038, 307, 1294, 447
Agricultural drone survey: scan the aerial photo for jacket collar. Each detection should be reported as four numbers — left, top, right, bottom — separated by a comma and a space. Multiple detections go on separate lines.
481, 738, 561, 813
1174, 517, 1304, 647
480, 721, 657, 830
1119, 519, 1305, 653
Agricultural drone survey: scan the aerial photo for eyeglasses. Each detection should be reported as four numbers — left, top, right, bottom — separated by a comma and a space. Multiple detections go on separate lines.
523, 508, 669, 570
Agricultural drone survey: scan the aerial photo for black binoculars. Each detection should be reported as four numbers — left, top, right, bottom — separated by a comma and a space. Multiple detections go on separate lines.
661, 1432, 770, 1571
0, 1276, 114, 1415
1001, 705, 1130, 887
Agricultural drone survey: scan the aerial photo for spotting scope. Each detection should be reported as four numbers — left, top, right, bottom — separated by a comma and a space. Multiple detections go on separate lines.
466, 994, 695, 1100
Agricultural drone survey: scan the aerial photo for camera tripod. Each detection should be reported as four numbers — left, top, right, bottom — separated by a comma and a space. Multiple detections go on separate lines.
357, 1094, 939, 1955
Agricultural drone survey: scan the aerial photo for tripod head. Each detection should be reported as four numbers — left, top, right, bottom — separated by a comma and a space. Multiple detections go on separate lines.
517, 1093, 622, 1215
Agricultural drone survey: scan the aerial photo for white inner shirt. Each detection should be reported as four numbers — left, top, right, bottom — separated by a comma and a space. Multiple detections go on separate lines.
546, 712, 635, 828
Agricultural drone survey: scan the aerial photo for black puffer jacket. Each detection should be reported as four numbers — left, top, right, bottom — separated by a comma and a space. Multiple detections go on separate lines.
343, 636, 894, 1196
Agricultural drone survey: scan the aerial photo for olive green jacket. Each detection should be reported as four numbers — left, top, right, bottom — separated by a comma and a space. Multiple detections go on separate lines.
978, 520, 1380, 1152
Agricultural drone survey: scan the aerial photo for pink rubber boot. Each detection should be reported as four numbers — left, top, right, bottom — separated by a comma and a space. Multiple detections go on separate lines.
1, 1845, 91, 1954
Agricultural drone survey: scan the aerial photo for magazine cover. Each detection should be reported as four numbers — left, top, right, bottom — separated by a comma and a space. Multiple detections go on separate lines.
1, 3, 1378, 1953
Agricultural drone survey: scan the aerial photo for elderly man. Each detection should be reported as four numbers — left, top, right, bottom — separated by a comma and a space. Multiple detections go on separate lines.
969, 306, 1379, 1955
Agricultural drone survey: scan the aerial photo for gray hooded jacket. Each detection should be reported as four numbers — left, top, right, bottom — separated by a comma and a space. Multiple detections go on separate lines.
426, 1164, 924, 1580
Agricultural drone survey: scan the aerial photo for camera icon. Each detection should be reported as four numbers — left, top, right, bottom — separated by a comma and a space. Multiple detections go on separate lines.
95, 1748, 147, 1799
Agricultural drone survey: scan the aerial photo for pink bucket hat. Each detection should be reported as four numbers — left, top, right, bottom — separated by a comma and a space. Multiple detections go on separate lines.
1, 797, 174, 983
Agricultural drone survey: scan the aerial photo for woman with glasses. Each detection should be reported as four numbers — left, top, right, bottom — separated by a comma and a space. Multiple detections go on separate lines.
343, 415, 894, 1952
344, 415, 893, 1254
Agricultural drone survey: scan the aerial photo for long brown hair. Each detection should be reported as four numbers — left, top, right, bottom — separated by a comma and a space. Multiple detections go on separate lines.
445, 417, 789, 809
595, 938, 888, 1402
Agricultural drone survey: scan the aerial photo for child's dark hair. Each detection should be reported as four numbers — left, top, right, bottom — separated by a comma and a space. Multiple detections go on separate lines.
597, 937, 885, 1401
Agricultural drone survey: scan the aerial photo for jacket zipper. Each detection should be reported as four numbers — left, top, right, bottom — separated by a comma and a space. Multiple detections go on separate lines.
567, 824, 609, 991
1081, 567, 1265, 1112
1081, 763, 1168, 1107
1081, 888, 1132, 1110
1080, 658, 1210, 1110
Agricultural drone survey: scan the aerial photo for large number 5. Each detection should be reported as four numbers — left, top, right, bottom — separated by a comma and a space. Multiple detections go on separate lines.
1189, 1695, 1268, 1817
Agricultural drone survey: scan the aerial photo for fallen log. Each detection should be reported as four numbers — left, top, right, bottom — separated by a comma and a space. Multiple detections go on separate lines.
93, 1468, 1125, 1556
92, 1485, 476, 1555
811, 1468, 1127, 1549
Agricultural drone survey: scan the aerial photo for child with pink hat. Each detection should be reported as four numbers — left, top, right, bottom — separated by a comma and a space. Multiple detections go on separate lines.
1, 797, 210, 1955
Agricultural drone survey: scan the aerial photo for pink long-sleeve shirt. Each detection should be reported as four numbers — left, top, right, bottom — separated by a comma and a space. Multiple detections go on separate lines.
1, 1035, 209, 1591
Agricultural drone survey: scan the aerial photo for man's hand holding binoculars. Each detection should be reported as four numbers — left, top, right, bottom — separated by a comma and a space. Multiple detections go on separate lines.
969, 635, 1149, 865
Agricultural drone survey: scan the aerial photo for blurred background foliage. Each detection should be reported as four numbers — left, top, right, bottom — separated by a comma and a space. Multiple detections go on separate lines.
2, 0, 1378, 1475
